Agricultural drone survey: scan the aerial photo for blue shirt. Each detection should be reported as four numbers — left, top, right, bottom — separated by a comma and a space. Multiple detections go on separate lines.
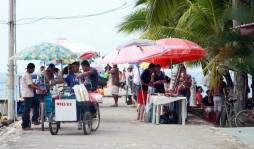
64, 71, 82, 88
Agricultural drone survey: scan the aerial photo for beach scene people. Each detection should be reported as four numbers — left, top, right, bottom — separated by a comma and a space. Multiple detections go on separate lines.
1, 0, 254, 148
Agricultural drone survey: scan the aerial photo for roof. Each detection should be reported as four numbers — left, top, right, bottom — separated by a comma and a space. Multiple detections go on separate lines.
230, 22, 254, 35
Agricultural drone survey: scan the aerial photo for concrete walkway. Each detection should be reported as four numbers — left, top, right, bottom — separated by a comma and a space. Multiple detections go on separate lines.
0, 96, 252, 149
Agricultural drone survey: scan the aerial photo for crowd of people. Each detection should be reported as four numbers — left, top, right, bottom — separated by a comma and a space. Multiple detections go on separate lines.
21, 60, 233, 130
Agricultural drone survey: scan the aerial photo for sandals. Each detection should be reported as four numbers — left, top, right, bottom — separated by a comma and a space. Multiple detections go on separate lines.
32, 121, 41, 125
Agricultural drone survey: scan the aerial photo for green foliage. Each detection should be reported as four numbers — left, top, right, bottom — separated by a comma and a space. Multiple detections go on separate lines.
116, 0, 254, 80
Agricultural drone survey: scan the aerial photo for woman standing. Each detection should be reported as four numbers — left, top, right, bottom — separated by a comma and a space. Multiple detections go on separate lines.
151, 64, 166, 93
178, 66, 192, 120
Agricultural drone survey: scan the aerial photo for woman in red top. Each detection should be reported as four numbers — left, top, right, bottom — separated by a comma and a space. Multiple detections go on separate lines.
195, 86, 203, 108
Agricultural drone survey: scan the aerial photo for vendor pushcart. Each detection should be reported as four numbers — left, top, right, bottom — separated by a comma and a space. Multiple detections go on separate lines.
48, 85, 101, 135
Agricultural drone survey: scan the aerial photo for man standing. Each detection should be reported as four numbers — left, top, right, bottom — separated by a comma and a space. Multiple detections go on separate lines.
107, 64, 119, 107
21, 63, 46, 130
36, 66, 44, 80
51, 62, 82, 88
209, 76, 227, 127
133, 65, 143, 101
77, 60, 98, 92
137, 63, 155, 122
76, 60, 98, 129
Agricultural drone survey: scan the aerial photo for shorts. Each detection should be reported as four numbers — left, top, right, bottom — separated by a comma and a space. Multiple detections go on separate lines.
138, 90, 148, 105
205, 108, 214, 114
214, 96, 224, 112
111, 85, 119, 95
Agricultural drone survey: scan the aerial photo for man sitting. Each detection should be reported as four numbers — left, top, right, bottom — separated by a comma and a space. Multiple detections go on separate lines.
202, 90, 214, 120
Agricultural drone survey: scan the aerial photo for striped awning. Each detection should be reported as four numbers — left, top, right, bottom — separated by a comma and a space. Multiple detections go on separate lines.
230, 22, 254, 36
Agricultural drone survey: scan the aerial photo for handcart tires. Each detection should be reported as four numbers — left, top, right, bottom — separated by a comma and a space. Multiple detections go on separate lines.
83, 112, 92, 135
92, 103, 100, 131
41, 103, 45, 131
49, 113, 60, 135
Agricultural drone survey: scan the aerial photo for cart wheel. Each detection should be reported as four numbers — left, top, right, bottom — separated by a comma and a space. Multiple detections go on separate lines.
83, 112, 92, 135
58, 122, 61, 129
49, 113, 59, 135
92, 103, 100, 131
41, 103, 45, 131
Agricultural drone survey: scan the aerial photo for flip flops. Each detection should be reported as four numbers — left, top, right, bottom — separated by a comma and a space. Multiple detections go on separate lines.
110, 105, 118, 107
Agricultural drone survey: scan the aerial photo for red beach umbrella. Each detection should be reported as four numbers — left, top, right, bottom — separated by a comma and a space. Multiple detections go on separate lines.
142, 38, 206, 63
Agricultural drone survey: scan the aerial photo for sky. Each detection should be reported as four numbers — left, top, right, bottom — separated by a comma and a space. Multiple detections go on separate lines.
0, 0, 202, 74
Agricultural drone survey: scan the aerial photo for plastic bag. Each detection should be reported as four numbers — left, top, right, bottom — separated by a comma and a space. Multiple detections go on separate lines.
89, 90, 103, 103
73, 84, 90, 101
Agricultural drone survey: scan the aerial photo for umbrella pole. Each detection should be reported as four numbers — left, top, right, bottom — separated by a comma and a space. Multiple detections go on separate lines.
137, 63, 146, 114
61, 60, 63, 79
44, 61, 46, 86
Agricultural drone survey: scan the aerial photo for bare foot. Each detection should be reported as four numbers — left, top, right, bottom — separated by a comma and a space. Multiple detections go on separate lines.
137, 117, 140, 120
139, 119, 143, 122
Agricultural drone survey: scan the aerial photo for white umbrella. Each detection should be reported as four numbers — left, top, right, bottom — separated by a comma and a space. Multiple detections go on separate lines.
52, 37, 100, 59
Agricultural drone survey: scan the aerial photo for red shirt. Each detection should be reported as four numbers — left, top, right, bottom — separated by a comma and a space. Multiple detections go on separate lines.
123, 71, 126, 78
195, 92, 203, 107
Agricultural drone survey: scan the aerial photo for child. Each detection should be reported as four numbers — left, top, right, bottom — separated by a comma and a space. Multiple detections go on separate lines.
164, 76, 171, 93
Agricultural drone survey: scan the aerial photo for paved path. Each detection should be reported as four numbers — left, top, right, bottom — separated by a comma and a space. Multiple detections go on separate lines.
0, 97, 252, 149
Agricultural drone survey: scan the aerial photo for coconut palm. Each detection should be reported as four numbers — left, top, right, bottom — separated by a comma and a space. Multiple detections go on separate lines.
116, 0, 254, 110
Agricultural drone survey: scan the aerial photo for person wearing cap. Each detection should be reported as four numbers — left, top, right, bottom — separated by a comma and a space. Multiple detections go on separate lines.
106, 64, 119, 107
36, 66, 44, 81
21, 63, 47, 130
126, 65, 134, 105
195, 86, 204, 108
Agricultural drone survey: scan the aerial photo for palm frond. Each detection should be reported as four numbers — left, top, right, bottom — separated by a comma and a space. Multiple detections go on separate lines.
224, 3, 254, 25
134, 0, 146, 7
146, 0, 191, 28
116, 8, 147, 34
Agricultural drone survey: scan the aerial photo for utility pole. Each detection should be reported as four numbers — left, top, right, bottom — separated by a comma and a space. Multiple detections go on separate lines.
8, 0, 15, 123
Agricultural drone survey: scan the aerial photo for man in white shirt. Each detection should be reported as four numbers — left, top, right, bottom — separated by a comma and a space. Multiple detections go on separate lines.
133, 65, 144, 101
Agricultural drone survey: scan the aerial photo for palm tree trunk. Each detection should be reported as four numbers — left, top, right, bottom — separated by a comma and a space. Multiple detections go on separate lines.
232, 0, 245, 112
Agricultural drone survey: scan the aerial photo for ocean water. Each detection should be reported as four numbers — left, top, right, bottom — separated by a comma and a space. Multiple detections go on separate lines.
0, 73, 8, 98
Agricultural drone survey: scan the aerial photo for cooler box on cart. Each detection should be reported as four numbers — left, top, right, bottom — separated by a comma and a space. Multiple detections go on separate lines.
51, 96, 93, 122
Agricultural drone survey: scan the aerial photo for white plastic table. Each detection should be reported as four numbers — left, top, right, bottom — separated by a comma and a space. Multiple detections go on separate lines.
145, 95, 187, 125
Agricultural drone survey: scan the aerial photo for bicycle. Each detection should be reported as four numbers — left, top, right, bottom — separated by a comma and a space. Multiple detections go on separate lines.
220, 99, 237, 127
235, 105, 254, 127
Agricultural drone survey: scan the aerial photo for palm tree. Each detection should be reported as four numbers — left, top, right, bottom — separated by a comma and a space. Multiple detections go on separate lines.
116, 0, 254, 110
